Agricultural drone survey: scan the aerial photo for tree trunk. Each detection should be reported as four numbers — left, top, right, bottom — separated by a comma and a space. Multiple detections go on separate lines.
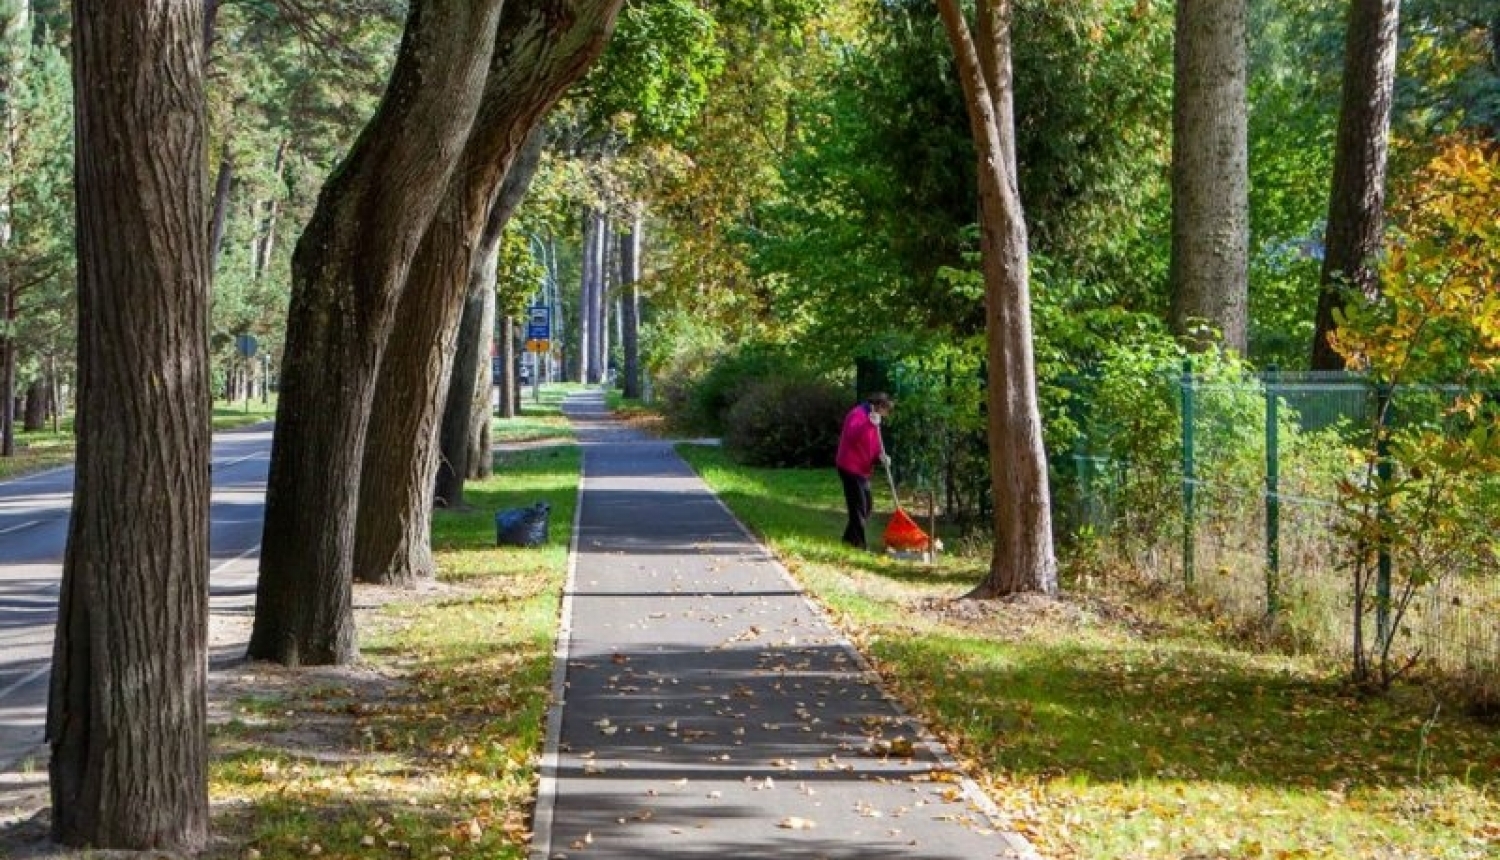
579, 206, 598, 384
23, 376, 47, 431
361, 4, 615, 570
498, 315, 516, 420
936, 0, 1057, 598
0, 4, 23, 460
1169, 0, 1249, 354
249, 0, 505, 665
49, 2, 212, 849
594, 213, 611, 383
620, 208, 642, 400
208, 140, 233, 278
1, 302, 14, 457
469, 291, 498, 479
432, 124, 549, 507
1310, 0, 1400, 370
252, 140, 286, 281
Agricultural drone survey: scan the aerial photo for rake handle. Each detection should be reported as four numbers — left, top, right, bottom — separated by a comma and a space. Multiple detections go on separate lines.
878, 428, 901, 510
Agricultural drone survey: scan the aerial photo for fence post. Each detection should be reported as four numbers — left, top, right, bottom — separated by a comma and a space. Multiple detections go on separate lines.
1375, 383, 1394, 650
1264, 366, 1280, 619
1181, 358, 1196, 588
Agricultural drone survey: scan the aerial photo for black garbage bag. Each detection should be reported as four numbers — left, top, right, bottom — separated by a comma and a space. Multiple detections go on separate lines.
495, 502, 551, 547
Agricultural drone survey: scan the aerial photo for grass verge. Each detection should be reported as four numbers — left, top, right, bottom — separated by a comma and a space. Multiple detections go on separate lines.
0, 399, 272, 483
0, 430, 74, 481
206, 442, 579, 859
214, 397, 279, 430
677, 443, 1500, 860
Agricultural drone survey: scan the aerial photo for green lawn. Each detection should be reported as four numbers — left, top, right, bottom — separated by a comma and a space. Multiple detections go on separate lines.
677, 443, 1500, 860
213, 396, 278, 430
208, 442, 580, 859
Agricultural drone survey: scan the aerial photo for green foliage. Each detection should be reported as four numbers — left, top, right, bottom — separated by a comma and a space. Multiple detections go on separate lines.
581, 0, 725, 142
495, 224, 545, 320
668, 343, 815, 435
1, 15, 74, 409
722, 375, 846, 467
1329, 138, 1500, 689
1245, 0, 1343, 367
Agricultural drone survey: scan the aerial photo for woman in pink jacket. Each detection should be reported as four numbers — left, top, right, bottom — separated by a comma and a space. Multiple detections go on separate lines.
835, 392, 893, 550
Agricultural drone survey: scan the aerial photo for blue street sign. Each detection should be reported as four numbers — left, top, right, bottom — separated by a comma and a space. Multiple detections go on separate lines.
235, 333, 258, 358
526, 305, 550, 340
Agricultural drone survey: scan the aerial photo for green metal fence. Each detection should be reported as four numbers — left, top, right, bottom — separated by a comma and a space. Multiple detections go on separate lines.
1060, 365, 1500, 681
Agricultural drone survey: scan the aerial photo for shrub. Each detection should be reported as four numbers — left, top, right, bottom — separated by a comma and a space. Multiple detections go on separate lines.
722, 377, 849, 468
686, 345, 808, 436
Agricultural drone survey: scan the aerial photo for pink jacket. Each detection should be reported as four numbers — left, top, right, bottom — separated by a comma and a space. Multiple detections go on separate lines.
836, 403, 884, 477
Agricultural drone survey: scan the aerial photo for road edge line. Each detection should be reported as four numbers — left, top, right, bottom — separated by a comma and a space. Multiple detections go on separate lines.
529, 440, 585, 860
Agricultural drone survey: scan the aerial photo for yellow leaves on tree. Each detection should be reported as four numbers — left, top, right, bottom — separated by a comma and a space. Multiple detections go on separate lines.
1333, 136, 1500, 381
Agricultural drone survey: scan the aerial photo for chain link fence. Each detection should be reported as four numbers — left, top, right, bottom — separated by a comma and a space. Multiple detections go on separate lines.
1058, 365, 1500, 682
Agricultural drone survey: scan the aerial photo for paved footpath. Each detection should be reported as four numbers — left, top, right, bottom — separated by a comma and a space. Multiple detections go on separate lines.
532, 391, 1038, 859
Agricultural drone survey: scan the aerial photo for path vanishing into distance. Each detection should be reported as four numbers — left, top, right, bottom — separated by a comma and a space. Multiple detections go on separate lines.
532, 390, 1038, 859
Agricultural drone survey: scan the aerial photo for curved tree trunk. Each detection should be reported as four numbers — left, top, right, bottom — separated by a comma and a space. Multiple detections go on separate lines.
1169, 0, 1249, 354
249, 0, 504, 664
435, 198, 510, 506
937, 0, 1057, 598
365, 4, 616, 572
1310, 0, 1400, 370
49, 2, 212, 848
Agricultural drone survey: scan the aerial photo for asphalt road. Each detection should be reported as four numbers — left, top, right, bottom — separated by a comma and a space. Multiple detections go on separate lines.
0, 426, 271, 776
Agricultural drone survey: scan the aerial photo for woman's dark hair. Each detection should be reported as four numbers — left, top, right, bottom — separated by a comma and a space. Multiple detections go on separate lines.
867, 392, 894, 409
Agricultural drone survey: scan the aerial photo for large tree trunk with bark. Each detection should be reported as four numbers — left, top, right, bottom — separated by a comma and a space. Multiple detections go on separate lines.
1310, 0, 1400, 370
620, 208, 643, 400
1169, 0, 1249, 354
357, 7, 613, 582
49, 2, 212, 849
936, 0, 1057, 598
249, 0, 504, 664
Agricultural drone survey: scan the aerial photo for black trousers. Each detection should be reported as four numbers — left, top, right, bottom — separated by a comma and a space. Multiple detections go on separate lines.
837, 467, 872, 550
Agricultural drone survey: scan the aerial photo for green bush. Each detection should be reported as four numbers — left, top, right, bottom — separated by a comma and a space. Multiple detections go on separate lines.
685, 345, 808, 435
722, 377, 849, 468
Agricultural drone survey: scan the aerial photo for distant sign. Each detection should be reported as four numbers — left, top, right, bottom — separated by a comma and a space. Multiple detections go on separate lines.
526, 305, 550, 341
235, 333, 258, 358
525, 339, 550, 354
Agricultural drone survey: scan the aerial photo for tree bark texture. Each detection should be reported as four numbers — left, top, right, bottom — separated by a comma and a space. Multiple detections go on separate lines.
250, 0, 504, 664
1169, 0, 1249, 354
620, 208, 642, 400
936, 0, 1058, 598
466, 283, 496, 480
49, 1, 212, 848
1310, 0, 1400, 370
357, 5, 613, 580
